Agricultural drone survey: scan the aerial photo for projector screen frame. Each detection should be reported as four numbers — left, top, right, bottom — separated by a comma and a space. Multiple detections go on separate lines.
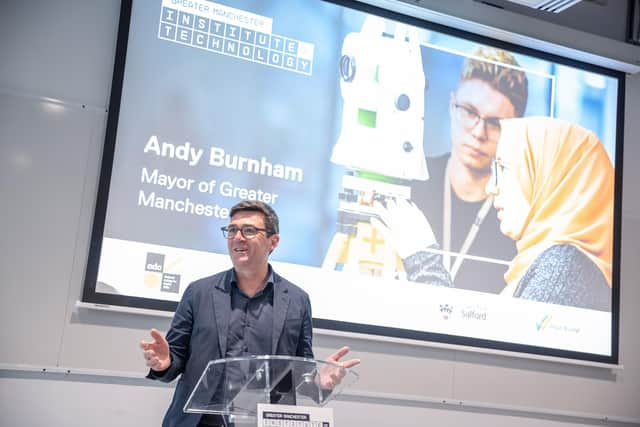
82, 0, 624, 365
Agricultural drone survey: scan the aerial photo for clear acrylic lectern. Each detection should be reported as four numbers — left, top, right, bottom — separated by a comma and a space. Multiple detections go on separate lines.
183, 355, 359, 425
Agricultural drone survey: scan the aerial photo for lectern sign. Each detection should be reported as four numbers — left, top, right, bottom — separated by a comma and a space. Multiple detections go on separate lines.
258, 404, 333, 427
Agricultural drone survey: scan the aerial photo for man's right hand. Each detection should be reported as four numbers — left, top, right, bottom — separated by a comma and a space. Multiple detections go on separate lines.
140, 328, 170, 372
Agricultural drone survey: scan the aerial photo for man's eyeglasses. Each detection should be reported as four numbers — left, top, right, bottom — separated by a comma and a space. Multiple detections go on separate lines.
454, 103, 502, 140
221, 225, 269, 239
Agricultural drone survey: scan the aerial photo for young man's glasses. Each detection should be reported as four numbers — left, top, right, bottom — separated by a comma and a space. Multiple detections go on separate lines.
221, 225, 269, 239
454, 103, 502, 140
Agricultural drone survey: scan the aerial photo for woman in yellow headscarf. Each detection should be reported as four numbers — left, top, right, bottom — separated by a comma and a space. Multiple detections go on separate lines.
485, 116, 613, 311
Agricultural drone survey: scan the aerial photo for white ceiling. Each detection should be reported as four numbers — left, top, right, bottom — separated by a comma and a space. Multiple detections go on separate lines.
473, 0, 630, 41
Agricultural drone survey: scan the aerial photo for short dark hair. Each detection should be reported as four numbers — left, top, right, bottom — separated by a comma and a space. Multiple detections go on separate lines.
459, 46, 529, 117
229, 200, 279, 235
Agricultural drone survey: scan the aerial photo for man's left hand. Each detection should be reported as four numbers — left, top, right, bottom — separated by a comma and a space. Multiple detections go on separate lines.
318, 346, 361, 390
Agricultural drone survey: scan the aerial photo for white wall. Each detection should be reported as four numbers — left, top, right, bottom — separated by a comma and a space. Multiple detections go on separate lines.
1, 1, 639, 426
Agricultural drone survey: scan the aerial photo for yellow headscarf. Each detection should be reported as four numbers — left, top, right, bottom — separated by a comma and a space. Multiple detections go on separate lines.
497, 117, 614, 295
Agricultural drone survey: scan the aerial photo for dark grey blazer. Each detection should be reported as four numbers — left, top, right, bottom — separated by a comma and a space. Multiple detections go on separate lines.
147, 267, 314, 427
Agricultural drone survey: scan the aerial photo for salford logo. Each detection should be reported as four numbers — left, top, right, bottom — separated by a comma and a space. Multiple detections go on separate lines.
439, 304, 453, 320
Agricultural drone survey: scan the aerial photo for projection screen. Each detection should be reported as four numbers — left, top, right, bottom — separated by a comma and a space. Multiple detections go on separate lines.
83, 0, 623, 364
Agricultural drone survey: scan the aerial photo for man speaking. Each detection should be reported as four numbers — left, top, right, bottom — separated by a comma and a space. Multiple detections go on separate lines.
140, 200, 360, 427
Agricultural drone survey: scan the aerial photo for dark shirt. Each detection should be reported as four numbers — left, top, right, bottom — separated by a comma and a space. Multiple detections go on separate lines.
200, 271, 275, 427
514, 244, 611, 311
410, 154, 516, 293
226, 271, 274, 358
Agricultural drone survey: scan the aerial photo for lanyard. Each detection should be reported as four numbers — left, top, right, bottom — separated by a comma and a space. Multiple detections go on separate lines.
442, 158, 493, 281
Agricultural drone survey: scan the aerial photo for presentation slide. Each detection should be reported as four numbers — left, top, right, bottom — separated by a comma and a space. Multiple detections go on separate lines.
86, 0, 621, 362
